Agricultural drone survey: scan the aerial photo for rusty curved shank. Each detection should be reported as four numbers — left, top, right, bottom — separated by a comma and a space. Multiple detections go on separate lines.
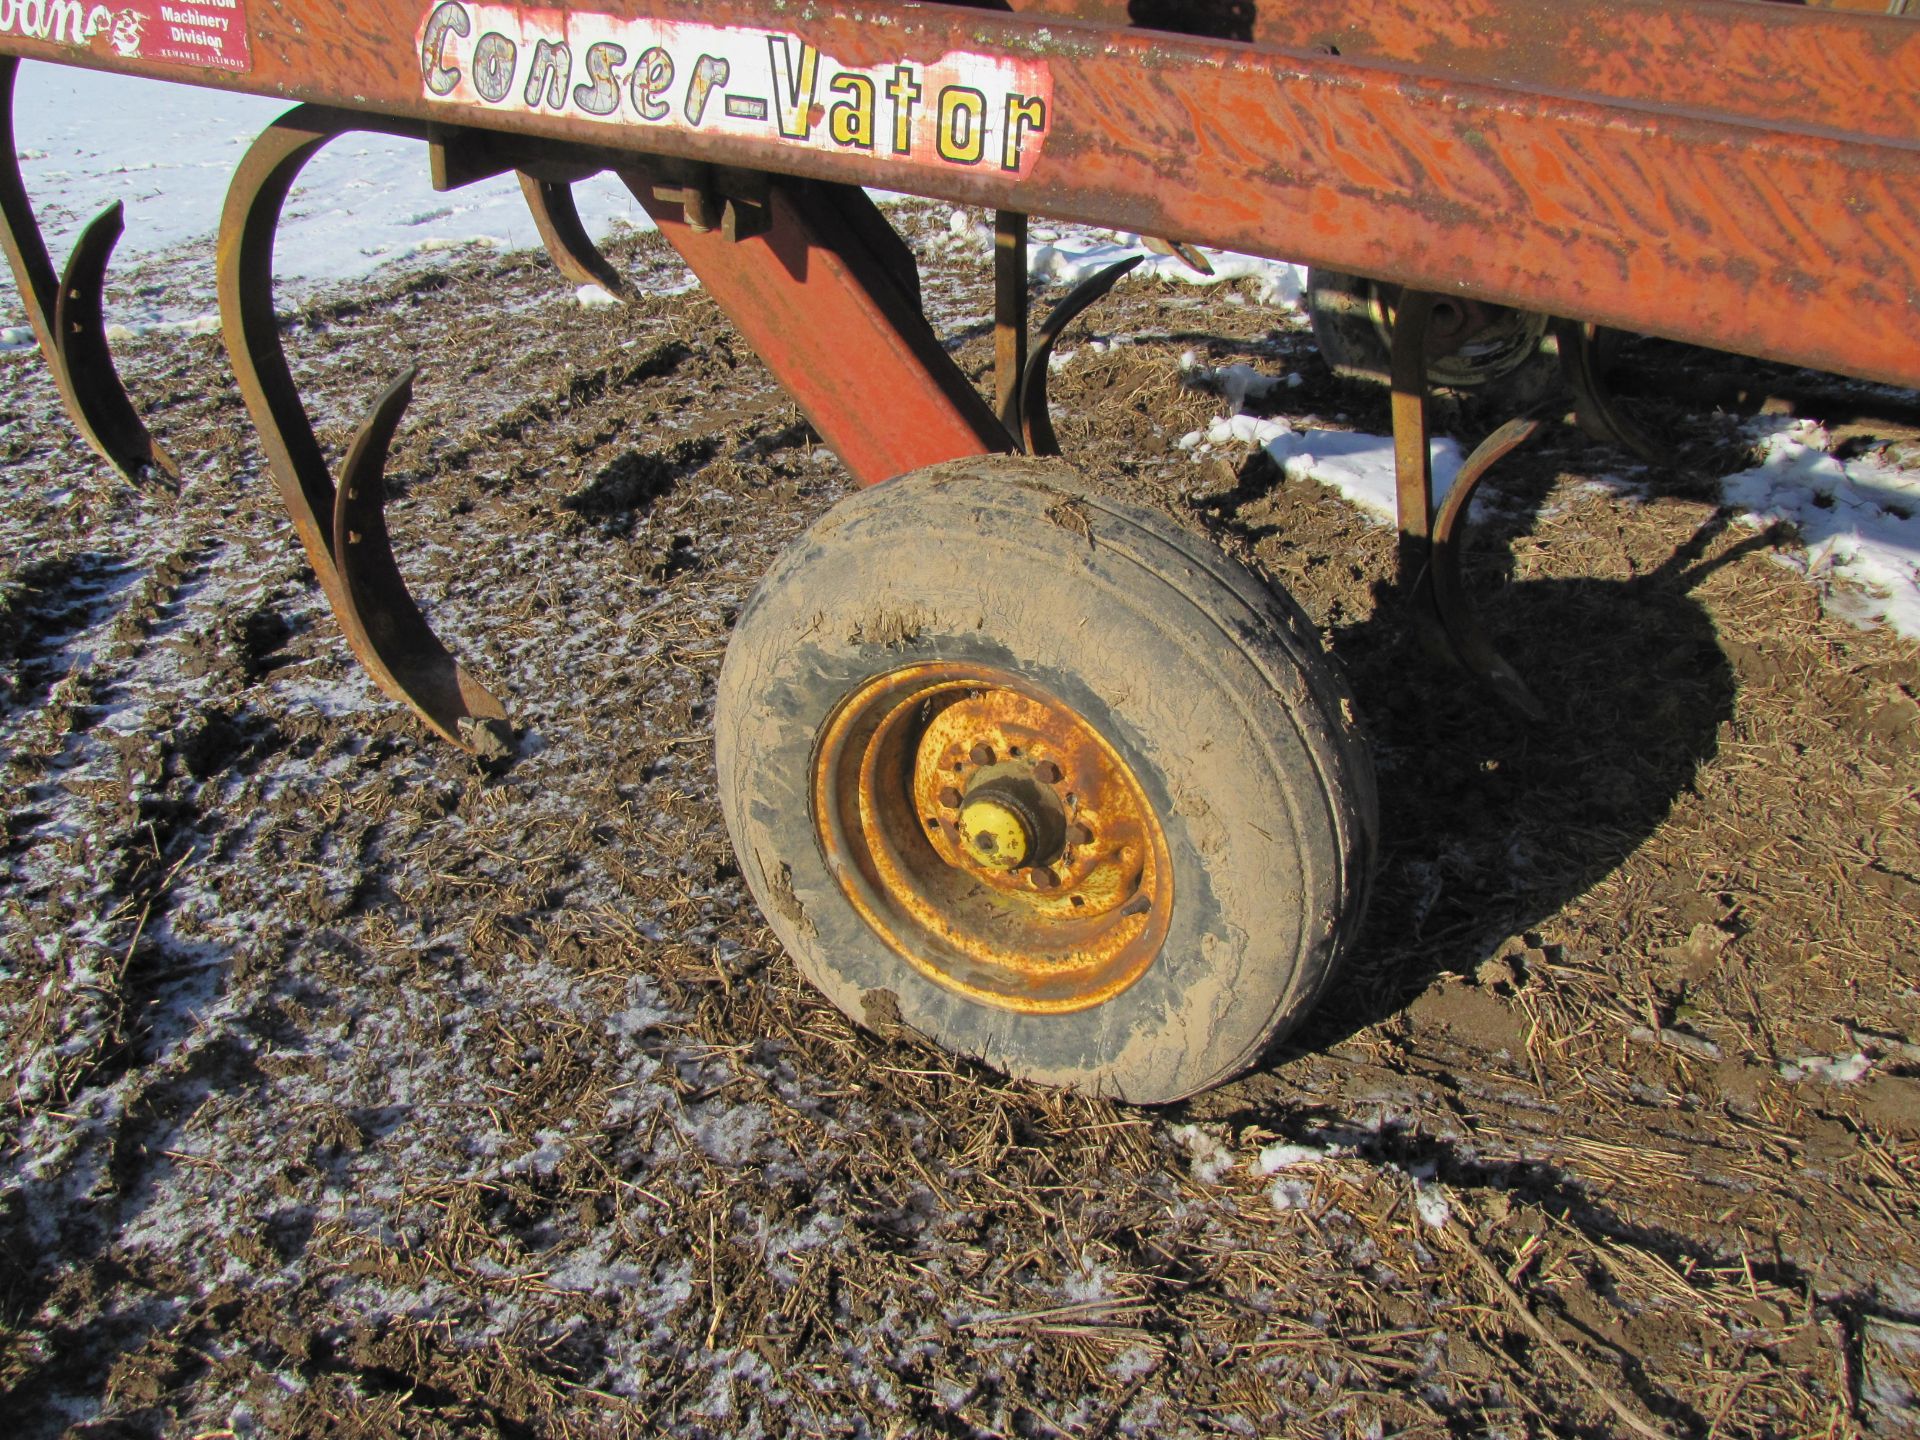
1430, 418, 1544, 719
0, 57, 177, 487
517, 173, 630, 298
1005, 255, 1142, 456
1555, 318, 1668, 467
1390, 288, 1545, 719
216, 106, 511, 758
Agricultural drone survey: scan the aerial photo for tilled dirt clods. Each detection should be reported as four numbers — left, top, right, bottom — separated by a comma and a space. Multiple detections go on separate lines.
1, 204, 1917, 1438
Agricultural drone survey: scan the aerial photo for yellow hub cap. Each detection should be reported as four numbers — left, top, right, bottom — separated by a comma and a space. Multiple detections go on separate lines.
812, 663, 1173, 1014
959, 798, 1030, 868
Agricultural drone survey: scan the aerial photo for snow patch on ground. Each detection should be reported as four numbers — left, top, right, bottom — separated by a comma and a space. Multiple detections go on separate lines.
101, 314, 224, 344
1176, 400, 1920, 636
1027, 225, 1309, 306
1255, 1142, 1334, 1174
1179, 415, 1467, 525
1170, 1124, 1239, 1186
1181, 351, 1303, 411
934, 211, 1308, 305
1266, 428, 1469, 522
1722, 419, 1920, 639
1778, 1052, 1875, 1085
1413, 1182, 1452, 1231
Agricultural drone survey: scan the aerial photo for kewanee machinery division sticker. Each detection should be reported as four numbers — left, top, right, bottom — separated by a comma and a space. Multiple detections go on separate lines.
3, 0, 250, 72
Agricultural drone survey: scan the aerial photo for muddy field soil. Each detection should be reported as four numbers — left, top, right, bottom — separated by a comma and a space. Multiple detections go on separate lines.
2, 203, 1918, 1438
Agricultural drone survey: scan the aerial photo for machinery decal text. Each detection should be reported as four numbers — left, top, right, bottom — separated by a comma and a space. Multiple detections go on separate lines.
416, 4, 1052, 177
1, 0, 249, 70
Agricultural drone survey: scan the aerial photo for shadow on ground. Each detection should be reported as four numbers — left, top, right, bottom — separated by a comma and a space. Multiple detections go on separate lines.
1268, 478, 1758, 1051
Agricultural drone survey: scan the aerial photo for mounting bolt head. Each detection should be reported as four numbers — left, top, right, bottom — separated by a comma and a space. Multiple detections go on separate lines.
969, 743, 995, 766
1032, 760, 1062, 784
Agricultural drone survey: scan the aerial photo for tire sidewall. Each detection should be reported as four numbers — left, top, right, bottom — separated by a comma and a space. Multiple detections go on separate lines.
718, 463, 1365, 1103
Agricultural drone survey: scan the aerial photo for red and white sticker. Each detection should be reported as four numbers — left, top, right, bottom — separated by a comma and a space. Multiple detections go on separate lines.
1, 0, 251, 72
416, 4, 1052, 178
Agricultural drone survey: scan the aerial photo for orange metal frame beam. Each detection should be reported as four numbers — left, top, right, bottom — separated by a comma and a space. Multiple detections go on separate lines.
4, 0, 1918, 387
1009, 0, 1920, 145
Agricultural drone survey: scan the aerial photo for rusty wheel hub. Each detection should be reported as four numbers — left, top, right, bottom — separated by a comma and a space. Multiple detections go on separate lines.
813, 663, 1172, 1013
1376, 284, 1549, 388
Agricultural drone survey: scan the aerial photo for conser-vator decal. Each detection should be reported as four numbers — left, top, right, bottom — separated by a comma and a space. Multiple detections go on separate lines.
416, 4, 1053, 178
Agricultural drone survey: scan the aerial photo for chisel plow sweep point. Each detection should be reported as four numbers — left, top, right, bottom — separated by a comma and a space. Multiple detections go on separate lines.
518, 172, 630, 299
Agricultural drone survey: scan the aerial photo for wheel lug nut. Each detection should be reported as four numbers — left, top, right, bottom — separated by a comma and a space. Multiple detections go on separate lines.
1026, 866, 1059, 890
1065, 823, 1093, 846
938, 787, 963, 808
969, 743, 995, 766
1032, 760, 1062, 784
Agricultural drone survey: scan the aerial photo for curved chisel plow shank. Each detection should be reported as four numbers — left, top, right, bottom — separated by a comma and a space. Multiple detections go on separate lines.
214, 108, 518, 756
2, 0, 1916, 1088
0, 55, 177, 486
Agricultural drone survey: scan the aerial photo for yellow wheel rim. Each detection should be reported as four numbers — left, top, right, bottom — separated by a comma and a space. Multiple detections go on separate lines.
812, 663, 1173, 1014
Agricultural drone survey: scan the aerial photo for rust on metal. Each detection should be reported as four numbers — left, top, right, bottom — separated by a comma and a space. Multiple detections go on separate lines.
628, 166, 1010, 484
993, 209, 1028, 427
333, 369, 516, 758
646, 161, 772, 241
215, 106, 512, 755
812, 664, 1172, 1014
1429, 419, 1547, 721
0, 56, 177, 485
517, 172, 631, 295
1389, 287, 1437, 550
1140, 236, 1213, 276
1008, 0, 1920, 143
1388, 287, 1545, 718
6, 1, 1918, 386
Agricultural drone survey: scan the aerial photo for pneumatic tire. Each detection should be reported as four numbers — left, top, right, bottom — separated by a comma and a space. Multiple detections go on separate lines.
715, 456, 1376, 1104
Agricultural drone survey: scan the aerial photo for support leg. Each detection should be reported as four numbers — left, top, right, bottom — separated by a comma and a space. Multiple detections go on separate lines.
625, 168, 1010, 485
994, 211, 1028, 426
0, 57, 177, 486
